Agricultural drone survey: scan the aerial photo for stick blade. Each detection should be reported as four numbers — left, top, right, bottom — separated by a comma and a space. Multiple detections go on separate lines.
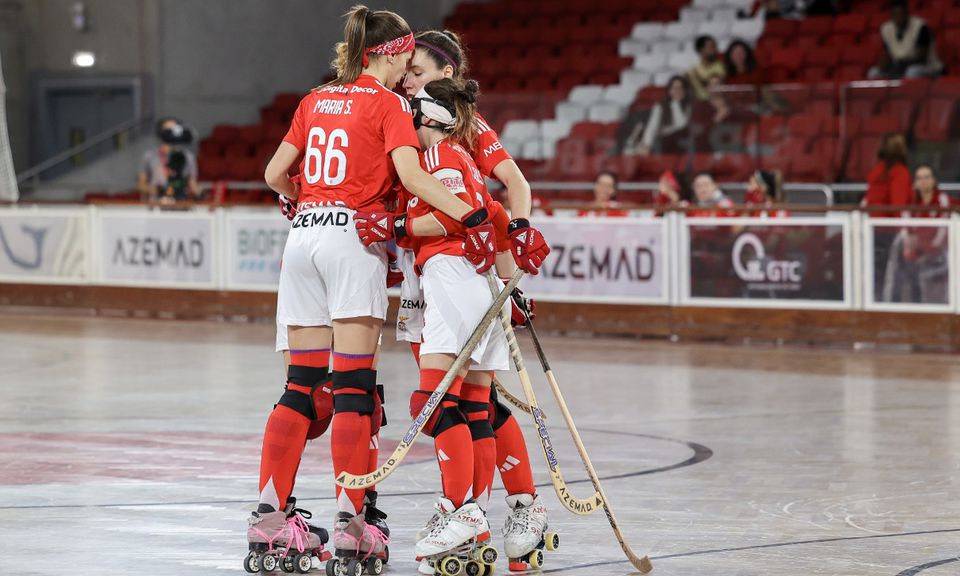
630, 554, 653, 573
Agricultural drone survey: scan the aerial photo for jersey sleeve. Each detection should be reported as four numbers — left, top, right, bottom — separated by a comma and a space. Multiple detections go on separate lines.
472, 114, 512, 179
283, 95, 309, 150
381, 93, 420, 154
431, 167, 471, 202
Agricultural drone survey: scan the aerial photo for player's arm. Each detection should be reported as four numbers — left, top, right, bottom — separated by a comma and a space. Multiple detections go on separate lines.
492, 159, 532, 219
265, 142, 301, 200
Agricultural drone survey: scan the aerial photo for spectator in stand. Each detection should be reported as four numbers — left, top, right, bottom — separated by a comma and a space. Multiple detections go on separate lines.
690, 172, 734, 217
724, 40, 761, 85
880, 164, 951, 302
868, 0, 943, 79
863, 132, 912, 217
688, 35, 726, 100
913, 165, 952, 217
578, 170, 628, 217
632, 75, 692, 156
744, 170, 789, 217
138, 117, 200, 204
655, 170, 689, 212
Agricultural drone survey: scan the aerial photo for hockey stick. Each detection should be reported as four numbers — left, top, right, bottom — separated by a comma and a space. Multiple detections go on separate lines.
493, 376, 534, 416
524, 315, 653, 573
485, 275, 602, 516
335, 268, 524, 490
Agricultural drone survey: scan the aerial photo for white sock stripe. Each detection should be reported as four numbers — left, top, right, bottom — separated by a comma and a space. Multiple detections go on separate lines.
505, 455, 521, 465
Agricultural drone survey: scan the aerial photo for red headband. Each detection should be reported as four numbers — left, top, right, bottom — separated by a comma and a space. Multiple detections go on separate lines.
363, 33, 415, 66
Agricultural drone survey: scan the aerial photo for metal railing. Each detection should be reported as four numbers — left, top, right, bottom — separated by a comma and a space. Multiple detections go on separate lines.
16, 116, 153, 187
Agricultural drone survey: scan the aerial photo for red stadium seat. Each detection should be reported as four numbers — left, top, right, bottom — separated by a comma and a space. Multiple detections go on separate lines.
787, 114, 827, 139
758, 116, 787, 144
802, 66, 833, 82
209, 124, 240, 144
841, 44, 879, 66
860, 115, 901, 136
844, 135, 882, 181
223, 142, 253, 159
806, 47, 841, 68
790, 154, 836, 182
237, 125, 265, 146
835, 65, 868, 81
833, 14, 868, 35
801, 16, 834, 37
914, 98, 957, 141
198, 140, 223, 158
763, 19, 797, 38
199, 156, 228, 181
877, 98, 918, 130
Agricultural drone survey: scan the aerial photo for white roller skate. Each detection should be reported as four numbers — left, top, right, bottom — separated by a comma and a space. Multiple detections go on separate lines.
244, 498, 331, 573
502, 493, 558, 572
416, 498, 498, 576
325, 510, 390, 576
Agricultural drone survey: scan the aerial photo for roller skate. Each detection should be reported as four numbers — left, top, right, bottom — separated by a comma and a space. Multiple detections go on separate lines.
502, 493, 558, 572
415, 498, 498, 576
324, 510, 389, 576
363, 490, 390, 541
244, 498, 331, 573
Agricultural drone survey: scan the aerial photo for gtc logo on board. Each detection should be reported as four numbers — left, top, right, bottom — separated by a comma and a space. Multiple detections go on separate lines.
732, 233, 802, 288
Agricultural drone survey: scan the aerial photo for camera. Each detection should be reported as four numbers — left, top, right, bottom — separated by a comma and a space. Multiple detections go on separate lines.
156, 117, 194, 146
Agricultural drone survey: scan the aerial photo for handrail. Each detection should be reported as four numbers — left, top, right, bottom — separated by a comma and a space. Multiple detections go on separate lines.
16, 116, 151, 185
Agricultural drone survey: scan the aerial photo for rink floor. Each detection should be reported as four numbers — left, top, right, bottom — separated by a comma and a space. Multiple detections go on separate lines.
2, 313, 960, 576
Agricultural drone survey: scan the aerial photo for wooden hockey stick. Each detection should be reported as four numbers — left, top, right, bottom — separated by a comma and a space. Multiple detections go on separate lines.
493, 376, 535, 416
335, 268, 524, 490
524, 315, 653, 573
485, 275, 602, 516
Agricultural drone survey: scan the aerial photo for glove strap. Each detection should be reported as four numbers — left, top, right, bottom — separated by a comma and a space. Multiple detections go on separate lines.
507, 218, 530, 234
461, 207, 490, 228
393, 214, 409, 240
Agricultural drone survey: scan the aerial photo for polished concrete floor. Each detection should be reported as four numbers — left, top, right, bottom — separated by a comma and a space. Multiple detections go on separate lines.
1, 313, 959, 575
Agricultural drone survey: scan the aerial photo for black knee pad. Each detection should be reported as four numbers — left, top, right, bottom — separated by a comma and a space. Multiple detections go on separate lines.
277, 386, 314, 419
468, 418, 496, 441
332, 369, 377, 415
491, 398, 513, 431
286, 365, 329, 388
428, 404, 467, 438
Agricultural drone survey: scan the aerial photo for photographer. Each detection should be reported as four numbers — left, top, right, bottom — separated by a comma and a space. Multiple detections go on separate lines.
138, 117, 200, 204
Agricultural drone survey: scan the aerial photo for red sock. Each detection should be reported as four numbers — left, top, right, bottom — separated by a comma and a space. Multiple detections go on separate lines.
409, 342, 421, 366
462, 382, 496, 510
258, 348, 330, 510
420, 368, 474, 508
495, 413, 537, 496
331, 351, 375, 514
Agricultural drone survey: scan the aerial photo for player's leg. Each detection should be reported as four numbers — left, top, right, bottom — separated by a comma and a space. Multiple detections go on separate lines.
461, 371, 496, 512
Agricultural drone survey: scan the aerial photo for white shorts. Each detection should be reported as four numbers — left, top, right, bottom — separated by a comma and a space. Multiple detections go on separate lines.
420, 254, 509, 372
396, 247, 425, 343
276, 207, 388, 328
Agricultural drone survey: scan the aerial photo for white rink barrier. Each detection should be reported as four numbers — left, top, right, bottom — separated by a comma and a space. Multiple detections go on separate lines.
0, 205, 955, 314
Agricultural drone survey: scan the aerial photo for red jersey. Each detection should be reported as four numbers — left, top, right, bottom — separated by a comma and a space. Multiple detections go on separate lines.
915, 189, 952, 218
405, 140, 488, 267
283, 75, 419, 212
471, 114, 512, 179
863, 162, 911, 217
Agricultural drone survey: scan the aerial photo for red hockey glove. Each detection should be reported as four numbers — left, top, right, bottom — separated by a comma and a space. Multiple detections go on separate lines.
278, 196, 297, 221
354, 212, 408, 246
386, 250, 404, 288
508, 218, 550, 275
461, 206, 496, 274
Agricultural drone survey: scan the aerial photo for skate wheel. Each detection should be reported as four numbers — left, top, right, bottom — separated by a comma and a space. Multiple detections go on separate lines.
244, 552, 259, 573
464, 559, 486, 576
259, 553, 278, 572
345, 558, 363, 576
280, 555, 295, 573
544, 532, 559, 552
366, 557, 383, 575
508, 561, 527, 572
477, 545, 498, 566
528, 549, 543, 570
439, 555, 463, 576
324, 557, 339, 576
296, 553, 312, 573
381, 546, 389, 564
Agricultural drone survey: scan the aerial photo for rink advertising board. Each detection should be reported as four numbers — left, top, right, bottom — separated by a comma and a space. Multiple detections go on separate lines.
522, 217, 666, 303
224, 213, 289, 291
864, 218, 954, 312
681, 217, 852, 309
98, 210, 216, 288
0, 209, 88, 283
